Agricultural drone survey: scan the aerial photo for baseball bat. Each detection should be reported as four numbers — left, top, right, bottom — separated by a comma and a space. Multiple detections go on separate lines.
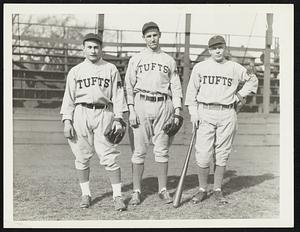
173, 129, 197, 208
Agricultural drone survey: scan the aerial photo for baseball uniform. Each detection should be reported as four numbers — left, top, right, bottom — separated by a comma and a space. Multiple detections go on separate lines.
60, 33, 128, 211
185, 57, 258, 167
185, 35, 258, 204
125, 22, 183, 205
61, 58, 127, 170
125, 47, 183, 164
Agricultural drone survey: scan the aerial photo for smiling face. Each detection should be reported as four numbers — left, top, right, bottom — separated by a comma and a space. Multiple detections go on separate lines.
143, 28, 161, 51
83, 40, 102, 63
209, 44, 226, 63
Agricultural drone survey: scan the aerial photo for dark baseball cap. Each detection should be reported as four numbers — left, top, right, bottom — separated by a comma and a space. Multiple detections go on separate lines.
208, 35, 226, 48
83, 33, 102, 44
142, 22, 160, 35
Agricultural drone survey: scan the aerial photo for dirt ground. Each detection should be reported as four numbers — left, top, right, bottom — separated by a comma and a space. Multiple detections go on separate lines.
13, 143, 279, 221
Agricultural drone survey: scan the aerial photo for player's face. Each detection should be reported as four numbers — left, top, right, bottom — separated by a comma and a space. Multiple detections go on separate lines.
209, 44, 225, 62
83, 40, 102, 63
143, 28, 161, 51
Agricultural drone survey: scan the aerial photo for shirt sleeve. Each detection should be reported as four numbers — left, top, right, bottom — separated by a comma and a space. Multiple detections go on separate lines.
124, 58, 137, 106
169, 60, 183, 109
185, 64, 201, 115
60, 68, 76, 122
111, 66, 128, 118
236, 63, 259, 97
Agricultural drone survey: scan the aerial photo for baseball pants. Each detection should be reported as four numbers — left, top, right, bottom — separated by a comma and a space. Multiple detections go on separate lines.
195, 104, 237, 168
68, 104, 120, 171
131, 93, 174, 164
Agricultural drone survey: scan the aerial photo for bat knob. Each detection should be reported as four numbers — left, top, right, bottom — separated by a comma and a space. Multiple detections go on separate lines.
173, 202, 180, 208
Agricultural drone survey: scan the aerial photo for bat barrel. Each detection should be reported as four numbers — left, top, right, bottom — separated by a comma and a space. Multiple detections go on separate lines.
172, 130, 197, 208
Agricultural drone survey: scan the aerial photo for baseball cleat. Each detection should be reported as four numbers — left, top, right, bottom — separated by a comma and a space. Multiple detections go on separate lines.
213, 190, 229, 205
191, 190, 207, 204
113, 196, 127, 211
129, 191, 141, 206
80, 195, 91, 208
158, 190, 173, 204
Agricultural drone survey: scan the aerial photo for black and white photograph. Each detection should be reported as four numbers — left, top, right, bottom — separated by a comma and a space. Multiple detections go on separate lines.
4, 3, 293, 228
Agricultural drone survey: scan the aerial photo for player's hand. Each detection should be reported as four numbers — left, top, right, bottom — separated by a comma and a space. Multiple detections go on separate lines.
234, 93, 246, 113
63, 120, 75, 139
112, 120, 123, 133
174, 108, 181, 125
129, 110, 140, 128
190, 114, 199, 130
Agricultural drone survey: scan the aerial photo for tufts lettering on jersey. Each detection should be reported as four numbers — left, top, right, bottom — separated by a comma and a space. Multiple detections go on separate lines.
201, 75, 233, 87
137, 62, 169, 74
77, 77, 111, 89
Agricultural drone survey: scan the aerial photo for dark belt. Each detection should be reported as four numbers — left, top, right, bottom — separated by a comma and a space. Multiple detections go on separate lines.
140, 94, 168, 102
78, 103, 108, 109
200, 102, 234, 110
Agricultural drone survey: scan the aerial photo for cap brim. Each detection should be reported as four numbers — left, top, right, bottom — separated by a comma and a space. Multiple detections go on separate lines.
209, 42, 225, 48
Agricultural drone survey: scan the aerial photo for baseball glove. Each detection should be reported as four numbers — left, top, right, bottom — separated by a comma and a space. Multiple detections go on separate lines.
163, 114, 183, 136
104, 118, 127, 144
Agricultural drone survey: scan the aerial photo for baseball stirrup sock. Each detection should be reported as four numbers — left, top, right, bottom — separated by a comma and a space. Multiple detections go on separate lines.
77, 168, 90, 183
80, 181, 91, 196
132, 163, 144, 192
198, 167, 210, 190
214, 165, 226, 190
107, 168, 121, 184
156, 162, 168, 192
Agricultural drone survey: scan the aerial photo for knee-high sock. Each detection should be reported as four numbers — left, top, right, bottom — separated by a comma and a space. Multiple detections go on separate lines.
107, 168, 122, 199
77, 168, 90, 183
132, 163, 144, 192
156, 162, 168, 192
214, 165, 226, 191
77, 168, 90, 196
107, 168, 121, 184
198, 167, 210, 191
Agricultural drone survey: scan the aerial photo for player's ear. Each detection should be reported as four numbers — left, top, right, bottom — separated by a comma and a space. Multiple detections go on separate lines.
158, 32, 161, 38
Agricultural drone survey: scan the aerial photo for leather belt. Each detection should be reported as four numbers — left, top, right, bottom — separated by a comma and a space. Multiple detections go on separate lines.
140, 94, 168, 102
78, 103, 108, 109
200, 102, 234, 110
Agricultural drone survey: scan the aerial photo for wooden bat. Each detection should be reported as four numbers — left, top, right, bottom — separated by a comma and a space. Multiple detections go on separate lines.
173, 129, 197, 208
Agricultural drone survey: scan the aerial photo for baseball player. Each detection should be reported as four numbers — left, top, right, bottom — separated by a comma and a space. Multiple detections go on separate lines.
185, 35, 258, 205
124, 22, 183, 205
60, 33, 128, 211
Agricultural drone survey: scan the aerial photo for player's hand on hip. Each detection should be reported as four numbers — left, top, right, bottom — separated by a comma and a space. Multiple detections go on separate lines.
129, 110, 140, 128
63, 120, 75, 139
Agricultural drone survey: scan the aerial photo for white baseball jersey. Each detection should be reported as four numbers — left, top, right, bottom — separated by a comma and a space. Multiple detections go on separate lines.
124, 47, 183, 164
60, 58, 127, 171
60, 58, 128, 121
185, 57, 258, 112
125, 48, 183, 109
185, 57, 258, 168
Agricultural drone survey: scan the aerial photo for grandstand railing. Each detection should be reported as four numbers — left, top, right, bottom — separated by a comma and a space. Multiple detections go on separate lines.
12, 22, 280, 113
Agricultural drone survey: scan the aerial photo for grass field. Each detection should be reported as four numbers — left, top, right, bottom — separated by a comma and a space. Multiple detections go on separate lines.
13, 143, 279, 221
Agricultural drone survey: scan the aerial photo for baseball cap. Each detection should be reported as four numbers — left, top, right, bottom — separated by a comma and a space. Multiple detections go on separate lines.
83, 33, 102, 44
142, 22, 160, 35
208, 35, 226, 48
